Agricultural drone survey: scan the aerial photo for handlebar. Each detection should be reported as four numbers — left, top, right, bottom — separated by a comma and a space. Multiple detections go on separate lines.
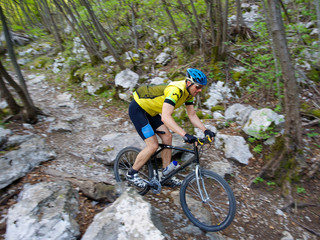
197, 136, 213, 145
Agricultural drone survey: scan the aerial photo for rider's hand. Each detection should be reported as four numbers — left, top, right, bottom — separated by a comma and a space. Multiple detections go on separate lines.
204, 129, 215, 141
183, 133, 197, 143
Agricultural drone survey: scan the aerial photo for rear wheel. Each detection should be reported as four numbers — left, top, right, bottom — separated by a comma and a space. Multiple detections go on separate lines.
114, 147, 152, 195
180, 169, 236, 232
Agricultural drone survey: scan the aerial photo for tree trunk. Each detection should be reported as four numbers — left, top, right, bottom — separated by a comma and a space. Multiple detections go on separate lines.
267, 0, 303, 197
34, 0, 51, 33
190, 0, 205, 56
12, 0, 25, 29
0, 6, 38, 123
205, 0, 216, 59
19, 0, 36, 27
130, 2, 139, 54
235, 0, 246, 29
0, 75, 21, 115
177, 0, 201, 44
161, 0, 179, 33
261, 0, 282, 106
213, 0, 224, 61
79, 0, 125, 69
0, 61, 39, 122
315, 0, 320, 42
220, 0, 229, 58
53, 0, 103, 64
39, 0, 64, 51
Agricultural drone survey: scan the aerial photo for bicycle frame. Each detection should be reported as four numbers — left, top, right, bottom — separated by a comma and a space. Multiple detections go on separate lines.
114, 137, 236, 232
149, 142, 201, 186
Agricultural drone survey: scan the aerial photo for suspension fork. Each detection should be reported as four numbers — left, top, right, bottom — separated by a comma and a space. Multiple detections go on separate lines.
195, 165, 210, 203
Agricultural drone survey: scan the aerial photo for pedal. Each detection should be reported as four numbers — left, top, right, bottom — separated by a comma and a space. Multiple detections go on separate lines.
149, 178, 161, 194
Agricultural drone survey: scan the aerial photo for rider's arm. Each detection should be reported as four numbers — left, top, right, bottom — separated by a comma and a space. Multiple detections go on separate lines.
186, 104, 207, 132
161, 102, 187, 137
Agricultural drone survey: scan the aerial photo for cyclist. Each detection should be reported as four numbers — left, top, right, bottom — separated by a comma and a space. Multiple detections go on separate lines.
127, 68, 215, 188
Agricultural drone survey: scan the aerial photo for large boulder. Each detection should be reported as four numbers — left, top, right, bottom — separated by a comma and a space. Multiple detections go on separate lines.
155, 52, 172, 65
0, 127, 12, 150
0, 31, 31, 46
93, 132, 145, 165
225, 103, 255, 126
242, 108, 284, 139
115, 68, 139, 90
82, 188, 165, 240
6, 181, 80, 240
205, 81, 233, 109
0, 135, 56, 189
215, 133, 253, 165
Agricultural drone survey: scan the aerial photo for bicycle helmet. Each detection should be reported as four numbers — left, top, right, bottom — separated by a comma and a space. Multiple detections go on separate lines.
186, 68, 207, 86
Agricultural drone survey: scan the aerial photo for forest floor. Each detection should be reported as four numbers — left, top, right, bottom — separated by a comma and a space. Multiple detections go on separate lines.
0, 72, 320, 240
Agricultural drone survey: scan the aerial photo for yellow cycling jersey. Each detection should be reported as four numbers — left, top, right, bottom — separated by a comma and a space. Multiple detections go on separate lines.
133, 80, 194, 116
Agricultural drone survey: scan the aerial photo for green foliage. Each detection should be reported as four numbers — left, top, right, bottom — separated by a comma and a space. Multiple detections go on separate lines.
99, 89, 116, 99
224, 120, 233, 128
296, 186, 306, 194
32, 56, 53, 69
196, 111, 204, 119
247, 122, 280, 141
301, 103, 320, 118
253, 144, 263, 154
267, 181, 276, 186
210, 105, 224, 112
0, 108, 10, 124
307, 131, 319, 138
253, 177, 264, 184
274, 104, 282, 113
204, 113, 213, 119
310, 109, 320, 118
307, 66, 320, 83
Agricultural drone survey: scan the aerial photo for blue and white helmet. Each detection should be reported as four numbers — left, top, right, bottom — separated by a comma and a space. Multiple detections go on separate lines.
186, 68, 207, 85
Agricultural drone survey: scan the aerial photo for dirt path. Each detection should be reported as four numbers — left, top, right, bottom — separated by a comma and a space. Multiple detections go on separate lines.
1, 73, 319, 240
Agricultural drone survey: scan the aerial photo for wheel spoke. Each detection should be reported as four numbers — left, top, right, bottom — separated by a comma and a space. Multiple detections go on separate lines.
180, 170, 236, 232
114, 147, 151, 196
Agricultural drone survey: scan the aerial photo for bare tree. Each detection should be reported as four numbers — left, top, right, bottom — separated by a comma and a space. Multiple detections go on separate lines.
161, 0, 179, 33
221, 0, 229, 58
261, 0, 282, 105
208, 0, 228, 61
205, 0, 216, 47
235, 0, 246, 29
190, 0, 205, 56
266, 0, 303, 198
315, 0, 320, 42
0, 6, 38, 123
37, 0, 64, 51
0, 74, 21, 116
52, 0, 103, 64
177, 0, 201, 44
79, 0, 125, 70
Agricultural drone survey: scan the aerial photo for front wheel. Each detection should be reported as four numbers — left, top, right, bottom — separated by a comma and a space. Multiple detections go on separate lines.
114, 147, 152, 195
180, 169, 236, 232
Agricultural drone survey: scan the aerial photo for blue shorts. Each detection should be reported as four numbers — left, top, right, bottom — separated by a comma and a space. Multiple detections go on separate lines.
129, 99, 163, 140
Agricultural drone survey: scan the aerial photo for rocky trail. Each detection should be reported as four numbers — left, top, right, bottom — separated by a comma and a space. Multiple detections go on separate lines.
0, 73, 319, 240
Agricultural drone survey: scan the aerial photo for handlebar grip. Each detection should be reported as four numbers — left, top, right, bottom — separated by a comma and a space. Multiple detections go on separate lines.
197, 138, 204, 145
197, 136, 212, 145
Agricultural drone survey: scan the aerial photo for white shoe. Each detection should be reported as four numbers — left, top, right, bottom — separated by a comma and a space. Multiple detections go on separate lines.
126, 172, 147, 188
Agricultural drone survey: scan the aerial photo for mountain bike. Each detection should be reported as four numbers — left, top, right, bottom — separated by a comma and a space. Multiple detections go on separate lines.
113, 137, 236, 232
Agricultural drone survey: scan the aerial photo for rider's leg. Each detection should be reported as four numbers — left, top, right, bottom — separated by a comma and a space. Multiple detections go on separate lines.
156, 125, 182, 187
156, 124, 172, 168
132, 135, 159, 171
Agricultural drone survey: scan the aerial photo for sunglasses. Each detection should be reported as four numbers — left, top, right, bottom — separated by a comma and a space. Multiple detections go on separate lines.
194, 84, 204, 90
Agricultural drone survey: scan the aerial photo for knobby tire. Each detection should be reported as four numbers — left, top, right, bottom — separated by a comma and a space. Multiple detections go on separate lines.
180, 169, 236, 232
114, 147, 152, 195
